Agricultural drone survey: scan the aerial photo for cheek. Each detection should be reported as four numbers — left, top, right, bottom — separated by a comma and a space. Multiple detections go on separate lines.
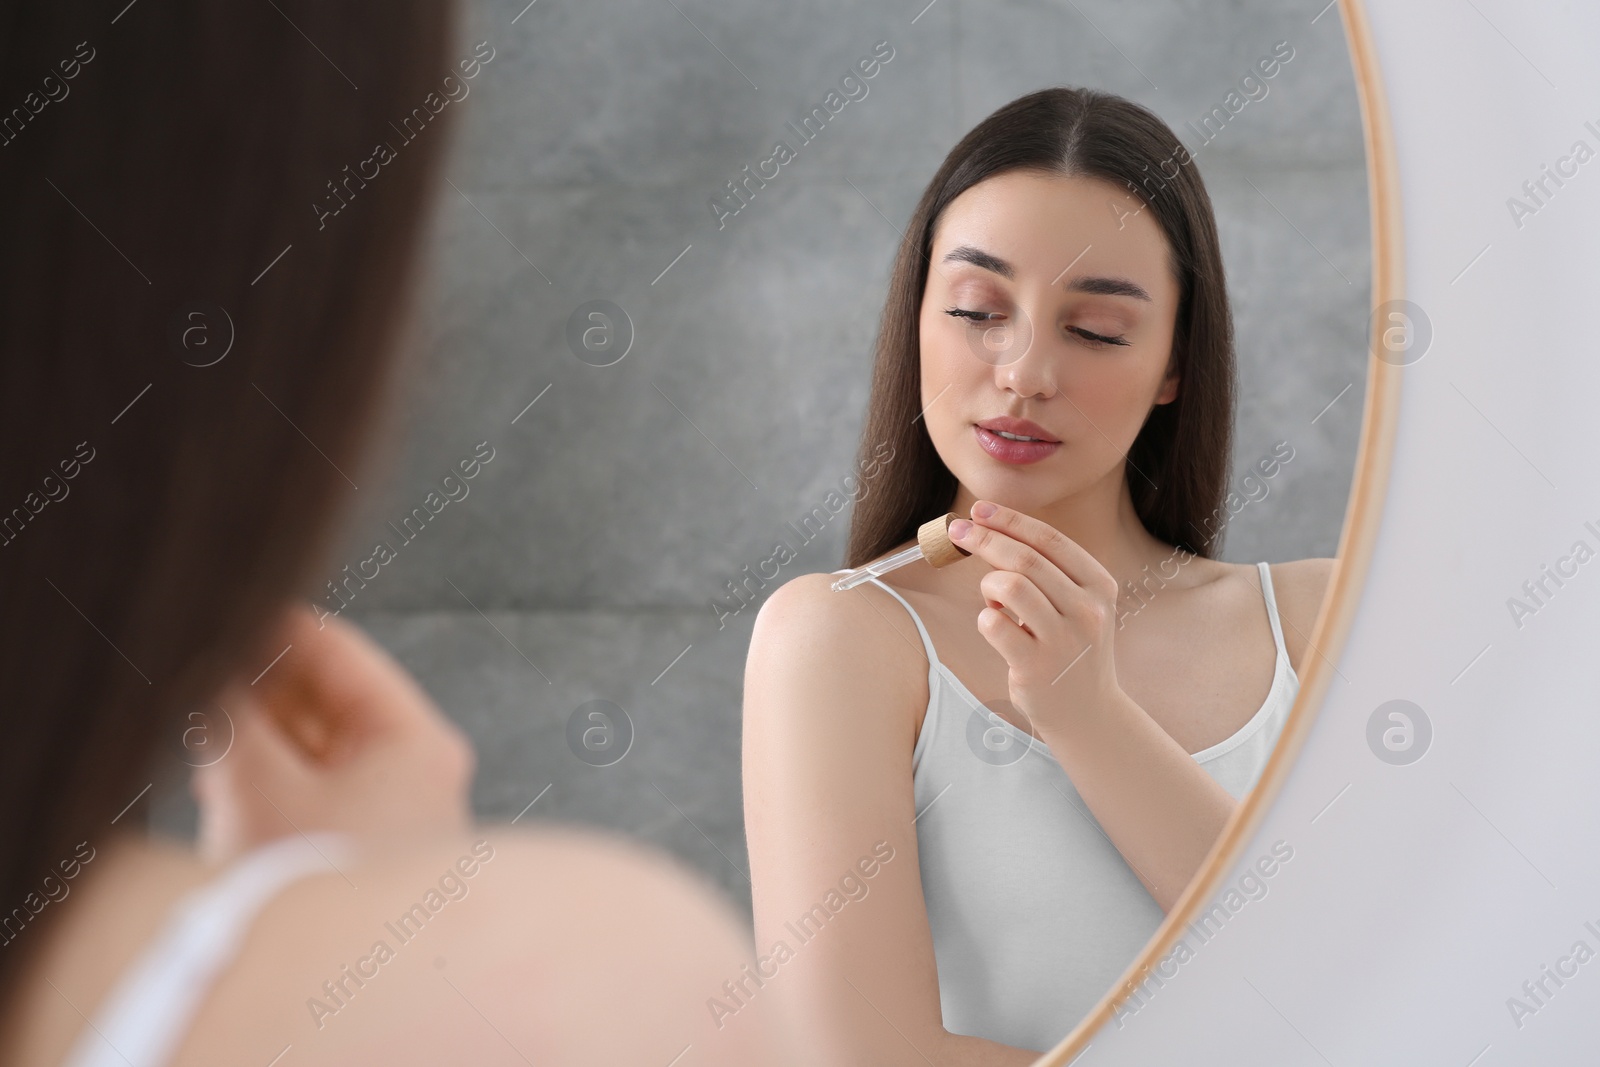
1073, 359, 1171, 438
923, 339, 966, 390
1076, 363, 1142, 404
919, 317, 989, 432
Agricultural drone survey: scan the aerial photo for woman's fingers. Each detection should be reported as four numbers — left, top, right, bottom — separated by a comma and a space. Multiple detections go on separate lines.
193, 686, 318, 859
977, 567, 1054, 639
952, 503, 1124, 721
975, 603, 1037, 667
255, 606, 452, 765
257, 610, 393, 759
192, 603, 477, 856
950, 511, 1072, 618
952, 500, 1118, 606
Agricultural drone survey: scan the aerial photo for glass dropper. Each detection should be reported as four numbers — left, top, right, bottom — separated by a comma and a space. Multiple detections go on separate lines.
831, 543, 926, 591
831, 512, 972, 592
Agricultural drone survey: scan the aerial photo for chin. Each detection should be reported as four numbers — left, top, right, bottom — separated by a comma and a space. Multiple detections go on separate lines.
955, 468, 1054, 505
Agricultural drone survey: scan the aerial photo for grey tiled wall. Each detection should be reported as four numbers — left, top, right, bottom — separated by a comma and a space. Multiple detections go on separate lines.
156, 0, 1371, 917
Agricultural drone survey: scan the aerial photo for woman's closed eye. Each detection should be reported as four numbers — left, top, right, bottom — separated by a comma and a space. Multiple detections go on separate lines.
942, 306, 1130, 347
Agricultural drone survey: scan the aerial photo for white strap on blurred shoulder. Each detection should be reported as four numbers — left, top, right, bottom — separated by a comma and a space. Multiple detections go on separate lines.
59, 831, 356, 1067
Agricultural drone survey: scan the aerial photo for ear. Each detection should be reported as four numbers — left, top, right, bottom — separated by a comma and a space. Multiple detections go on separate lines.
1154, 360, 1180, 405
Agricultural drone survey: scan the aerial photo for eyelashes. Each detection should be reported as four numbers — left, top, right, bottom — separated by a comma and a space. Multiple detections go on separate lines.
942, 306, 1130, 347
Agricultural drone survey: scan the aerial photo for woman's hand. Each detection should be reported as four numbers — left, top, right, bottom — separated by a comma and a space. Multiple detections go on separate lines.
192, 604, 476, 861
947, 499, 1125, 736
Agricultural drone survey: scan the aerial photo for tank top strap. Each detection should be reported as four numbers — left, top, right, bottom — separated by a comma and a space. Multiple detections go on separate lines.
59, 831, 357, 1067
1256, 561, 1290, 668
829, 569, 940, 669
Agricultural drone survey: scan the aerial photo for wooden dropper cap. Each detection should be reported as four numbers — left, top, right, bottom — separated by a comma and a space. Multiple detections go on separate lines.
917, 512, 973, 569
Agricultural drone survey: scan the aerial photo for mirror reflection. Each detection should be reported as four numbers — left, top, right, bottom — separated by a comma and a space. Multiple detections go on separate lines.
743, 81, 1353, 1056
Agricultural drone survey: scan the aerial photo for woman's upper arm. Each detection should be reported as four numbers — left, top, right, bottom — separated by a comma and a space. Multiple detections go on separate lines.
742, 571, 949, 1065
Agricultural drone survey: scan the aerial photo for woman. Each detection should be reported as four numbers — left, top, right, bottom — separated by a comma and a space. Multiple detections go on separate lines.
743, 87, 1335, 1060
0, 3, 789, 1064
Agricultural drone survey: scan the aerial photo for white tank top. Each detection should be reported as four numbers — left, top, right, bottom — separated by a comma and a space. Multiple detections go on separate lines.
834, 561, 1299, 1052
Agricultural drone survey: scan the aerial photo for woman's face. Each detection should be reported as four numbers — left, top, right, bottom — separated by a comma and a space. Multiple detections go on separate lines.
918, 169, 1181, 513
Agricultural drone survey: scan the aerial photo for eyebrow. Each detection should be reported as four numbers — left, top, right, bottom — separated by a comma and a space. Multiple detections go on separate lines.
940, 244, 1153, 302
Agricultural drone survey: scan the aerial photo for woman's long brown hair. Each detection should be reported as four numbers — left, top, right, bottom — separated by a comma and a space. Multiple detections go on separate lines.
0, 1, 457, 1000
844, 87, 1236, 568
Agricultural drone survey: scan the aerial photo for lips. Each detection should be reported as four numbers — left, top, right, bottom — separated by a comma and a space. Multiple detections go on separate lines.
975, 416, 1059, 443
973, 420, 1060, 466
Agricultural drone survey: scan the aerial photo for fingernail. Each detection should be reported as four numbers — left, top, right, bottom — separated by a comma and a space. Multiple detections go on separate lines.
972, 500, 998, 519
949, 519, 972, 540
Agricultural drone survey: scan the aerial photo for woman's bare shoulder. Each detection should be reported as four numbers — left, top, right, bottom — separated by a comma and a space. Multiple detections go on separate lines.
752, 569, 918, 645
276, 823, 762, 969
1265, 557, 1338, 676
12, 828, 791, 1067
746, 570, 930, 717
226, 826, 792, 1064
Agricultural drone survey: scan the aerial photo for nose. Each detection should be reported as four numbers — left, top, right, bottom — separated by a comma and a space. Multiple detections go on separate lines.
992, 306, 1057, 400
